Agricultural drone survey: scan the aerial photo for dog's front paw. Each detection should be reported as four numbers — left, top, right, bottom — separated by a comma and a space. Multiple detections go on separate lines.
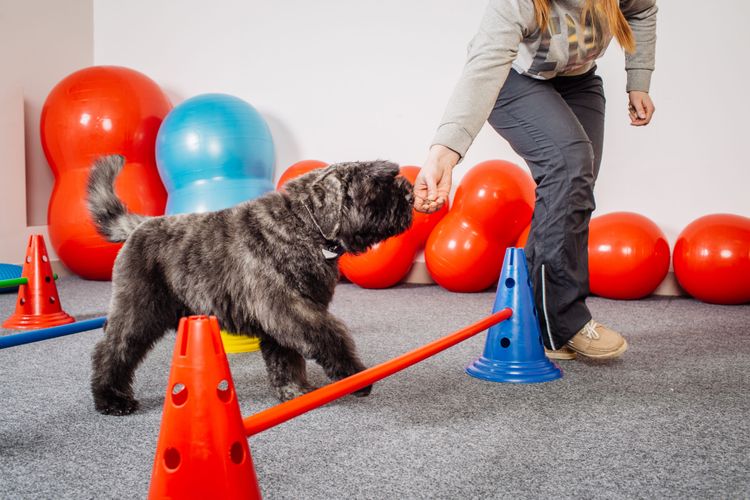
93, 389, 140, 416
352, 384, 372, 398
274, 383, 311, 402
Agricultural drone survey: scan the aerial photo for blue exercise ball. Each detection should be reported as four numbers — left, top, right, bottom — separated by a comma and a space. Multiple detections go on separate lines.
156, 93, 275, 214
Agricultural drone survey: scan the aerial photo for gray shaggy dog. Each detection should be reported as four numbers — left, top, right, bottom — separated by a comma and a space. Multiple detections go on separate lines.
87, 155, 413, 415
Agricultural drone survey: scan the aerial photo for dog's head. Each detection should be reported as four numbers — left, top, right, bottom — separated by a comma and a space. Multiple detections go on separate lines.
285, 161, 414, 254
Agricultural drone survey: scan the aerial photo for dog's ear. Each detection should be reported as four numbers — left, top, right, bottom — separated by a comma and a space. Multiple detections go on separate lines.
310, 171, 344, 238
369, 160, 400, 178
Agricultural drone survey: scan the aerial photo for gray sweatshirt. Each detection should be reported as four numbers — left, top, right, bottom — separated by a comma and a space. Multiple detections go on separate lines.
433, 0, 657, 158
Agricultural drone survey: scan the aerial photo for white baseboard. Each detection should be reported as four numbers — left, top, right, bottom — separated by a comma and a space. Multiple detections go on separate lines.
652, 272, 685, 297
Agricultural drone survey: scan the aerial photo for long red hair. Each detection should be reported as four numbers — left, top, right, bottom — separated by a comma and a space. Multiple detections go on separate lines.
532, 0, 636, 53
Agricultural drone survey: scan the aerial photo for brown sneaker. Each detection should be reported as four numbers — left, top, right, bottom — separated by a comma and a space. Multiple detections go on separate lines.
544, 345, 577, 360
567, 320, 628, 359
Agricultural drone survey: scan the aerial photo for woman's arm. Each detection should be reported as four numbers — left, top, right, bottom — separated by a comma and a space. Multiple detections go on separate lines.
431, 0, 531, 159
620, 0, 658, 93
620, 0, 657, 126
416, 0, 532, 212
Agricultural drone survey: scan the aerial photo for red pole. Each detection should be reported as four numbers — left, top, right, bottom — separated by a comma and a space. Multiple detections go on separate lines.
244, 308, 512, 436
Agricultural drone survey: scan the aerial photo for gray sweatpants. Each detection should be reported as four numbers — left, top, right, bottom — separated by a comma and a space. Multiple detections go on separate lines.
487, 67, 605, 349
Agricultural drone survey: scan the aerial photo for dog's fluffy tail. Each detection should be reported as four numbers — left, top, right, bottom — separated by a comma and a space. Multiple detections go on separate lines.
87, 155, 150, 242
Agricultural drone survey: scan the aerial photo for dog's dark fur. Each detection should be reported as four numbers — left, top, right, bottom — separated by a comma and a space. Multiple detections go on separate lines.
87, 155, 413, 415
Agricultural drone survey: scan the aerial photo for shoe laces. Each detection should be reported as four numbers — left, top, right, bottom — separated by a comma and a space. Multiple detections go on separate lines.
582, 320, 600, 340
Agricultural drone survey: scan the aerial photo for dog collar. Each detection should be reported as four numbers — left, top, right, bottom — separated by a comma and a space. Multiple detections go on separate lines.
302, 202, 345, 260
322, 241, 345, 260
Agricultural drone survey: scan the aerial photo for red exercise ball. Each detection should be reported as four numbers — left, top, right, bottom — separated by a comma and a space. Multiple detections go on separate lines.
41, 66, 171, 280
516, 223, 531, 248
339, 233, 418, 289
588, 212, 670, 300
276, 160, 328, 190
425, 159, 534, 292
673, 214, 750, 304
398, 166, 449, 245
424, 213, 506, 293
453, 159, 535, 240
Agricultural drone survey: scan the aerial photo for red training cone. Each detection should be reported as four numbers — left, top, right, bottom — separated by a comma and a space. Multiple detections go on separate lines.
148, 316, 261, 500
2, 235, 75, 329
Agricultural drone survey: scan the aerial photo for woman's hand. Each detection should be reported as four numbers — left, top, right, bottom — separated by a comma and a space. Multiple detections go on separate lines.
628, 91, 655, 126
414, 145, 459, 213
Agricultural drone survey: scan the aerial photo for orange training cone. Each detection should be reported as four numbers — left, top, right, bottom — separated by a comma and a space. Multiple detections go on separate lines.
2, 234, 74, 329
148, 315, 261, 500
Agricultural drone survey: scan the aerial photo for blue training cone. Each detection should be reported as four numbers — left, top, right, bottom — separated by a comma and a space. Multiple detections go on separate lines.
466, 247, 562, 383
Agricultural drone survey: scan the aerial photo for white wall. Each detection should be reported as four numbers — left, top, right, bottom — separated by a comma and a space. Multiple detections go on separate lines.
593, 0, 750, 240
0, 0, 93, 264
92, 0, 749, 250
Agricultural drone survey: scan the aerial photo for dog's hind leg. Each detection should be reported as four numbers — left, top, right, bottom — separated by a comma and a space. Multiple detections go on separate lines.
91, 293, 177, 415
259, 336, 313, 401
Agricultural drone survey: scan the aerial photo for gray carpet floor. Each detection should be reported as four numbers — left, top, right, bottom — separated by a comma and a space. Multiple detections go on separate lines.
1, 276, 749, 499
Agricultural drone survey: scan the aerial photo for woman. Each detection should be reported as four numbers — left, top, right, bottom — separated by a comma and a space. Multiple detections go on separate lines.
414, 0, 657, 359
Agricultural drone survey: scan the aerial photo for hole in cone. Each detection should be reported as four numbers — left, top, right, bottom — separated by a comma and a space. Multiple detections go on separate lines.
171, 383, 188, 406
49, 297, 56, 304
500, 338, 511, 348
26, 256, 31, 263
505, 278, 515, 289
45, 276, 51, 283
229, 442, 245, 464
42, 255, 48, 263
20, 298, 25, 305
164, 447, 181, 471
217, 379, 232, 403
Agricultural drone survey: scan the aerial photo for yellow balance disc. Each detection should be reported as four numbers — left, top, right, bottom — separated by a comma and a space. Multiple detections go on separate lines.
220, 330, 261, 354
